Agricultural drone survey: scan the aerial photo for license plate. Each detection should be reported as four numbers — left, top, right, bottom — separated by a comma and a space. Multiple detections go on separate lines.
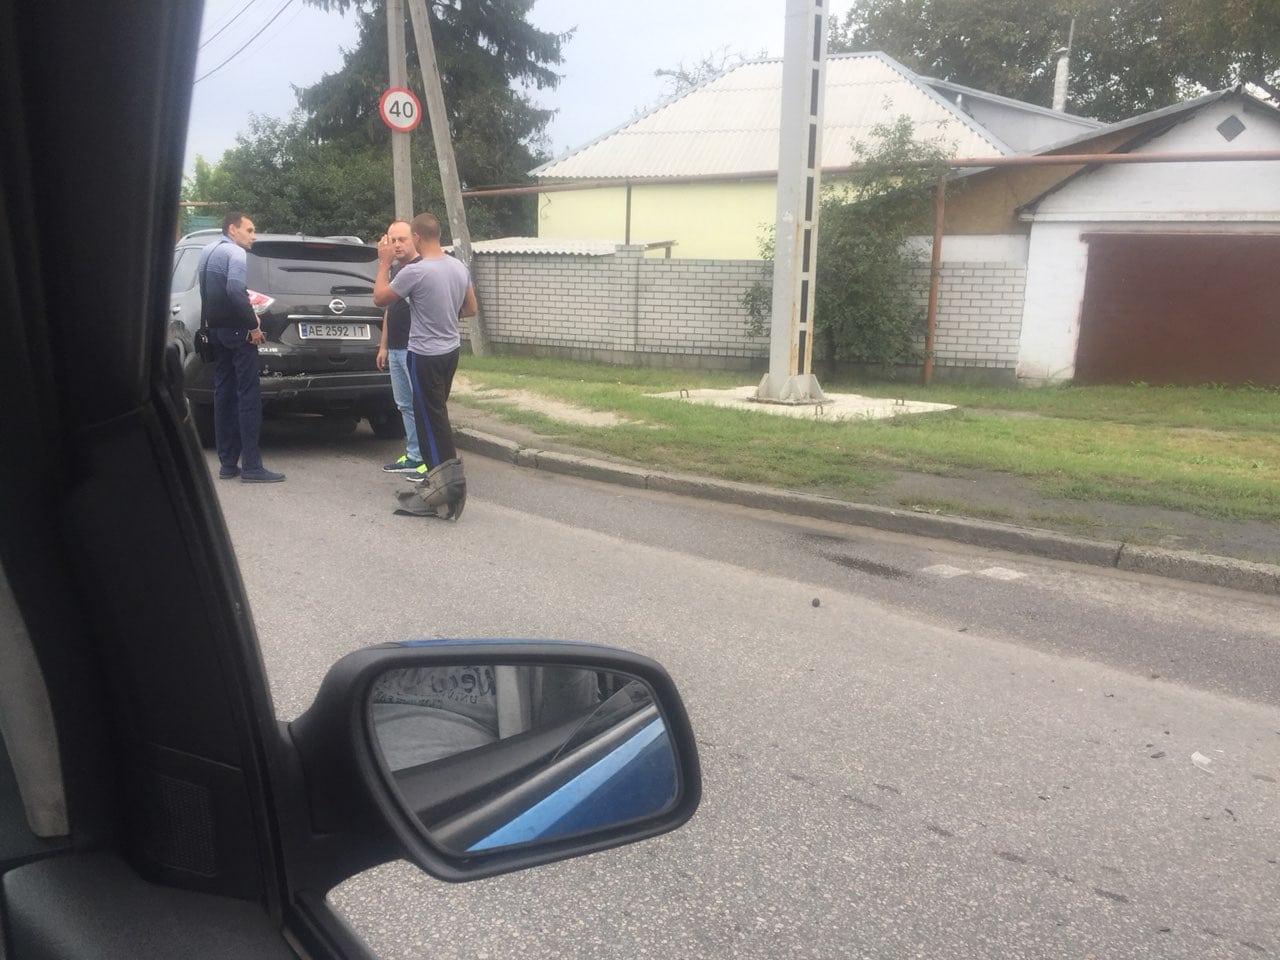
298, 322, 370, 340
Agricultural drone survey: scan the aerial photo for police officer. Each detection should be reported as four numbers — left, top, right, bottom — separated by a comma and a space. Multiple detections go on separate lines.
196, 212, 285, 483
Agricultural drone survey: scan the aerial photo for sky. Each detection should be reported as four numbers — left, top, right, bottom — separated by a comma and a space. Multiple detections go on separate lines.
184, 0, 809, 174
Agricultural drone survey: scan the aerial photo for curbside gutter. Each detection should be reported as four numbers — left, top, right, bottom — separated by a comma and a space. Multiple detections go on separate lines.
454, 428, 1280, 597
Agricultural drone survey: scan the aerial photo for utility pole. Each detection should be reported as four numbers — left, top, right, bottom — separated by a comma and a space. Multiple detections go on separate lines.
387, 0, 412, 220
404, 0, 491, 355
1051, 17, 1076, 113
756, 0, 827, 403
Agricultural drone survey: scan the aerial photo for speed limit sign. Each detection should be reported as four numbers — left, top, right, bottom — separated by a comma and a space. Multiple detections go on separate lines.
379, 87, 422, 133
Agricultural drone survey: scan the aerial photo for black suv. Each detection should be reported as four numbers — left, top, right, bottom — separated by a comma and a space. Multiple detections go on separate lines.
170, 230, 403, 444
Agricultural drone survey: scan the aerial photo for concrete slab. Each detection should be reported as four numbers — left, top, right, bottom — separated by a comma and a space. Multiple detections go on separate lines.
651, 385, 954, 421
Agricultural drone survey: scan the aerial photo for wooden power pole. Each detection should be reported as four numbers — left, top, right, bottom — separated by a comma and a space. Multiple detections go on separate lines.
404, 0, 491, 355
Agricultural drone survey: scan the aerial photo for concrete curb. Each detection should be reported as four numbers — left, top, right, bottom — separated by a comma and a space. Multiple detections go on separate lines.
454, 428, 1280, 597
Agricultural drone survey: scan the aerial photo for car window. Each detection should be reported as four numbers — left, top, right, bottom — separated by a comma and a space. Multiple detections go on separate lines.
170, 248, 199, 294
247, 246, 378, 296
249, 241, 378, 264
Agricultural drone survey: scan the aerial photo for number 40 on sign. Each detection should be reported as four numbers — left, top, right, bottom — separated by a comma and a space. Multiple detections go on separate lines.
379, 87, 422, 133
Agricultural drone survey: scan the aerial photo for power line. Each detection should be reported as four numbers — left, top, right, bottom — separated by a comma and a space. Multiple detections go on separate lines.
194, 0, 296, 84
199, 0, 253, 38
200, 0, 262, 51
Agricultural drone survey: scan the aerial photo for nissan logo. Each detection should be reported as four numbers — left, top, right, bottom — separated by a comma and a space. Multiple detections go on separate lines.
328, 298, 347, 315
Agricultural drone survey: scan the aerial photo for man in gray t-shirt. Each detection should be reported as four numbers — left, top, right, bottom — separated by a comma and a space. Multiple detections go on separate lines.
373, 212, 477, 520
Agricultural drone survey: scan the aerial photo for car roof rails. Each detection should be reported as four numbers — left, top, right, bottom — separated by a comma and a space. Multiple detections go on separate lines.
177, 230, 368, 246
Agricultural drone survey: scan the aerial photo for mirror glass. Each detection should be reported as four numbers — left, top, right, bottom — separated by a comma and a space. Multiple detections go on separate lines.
367, 663, 679, 856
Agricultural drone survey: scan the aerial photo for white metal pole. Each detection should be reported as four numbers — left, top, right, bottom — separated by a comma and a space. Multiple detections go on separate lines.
387, 0, 413, 221
757, 0, 827, 403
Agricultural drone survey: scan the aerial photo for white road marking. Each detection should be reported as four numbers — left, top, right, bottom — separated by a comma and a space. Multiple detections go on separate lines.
978, 567, 1025, 581
921, 564, 971, 578
921, 563, 1027, 581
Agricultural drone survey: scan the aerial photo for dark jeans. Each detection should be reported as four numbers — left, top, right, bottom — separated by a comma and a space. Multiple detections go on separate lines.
211, 327, 262, 471
410, 348, 459, 468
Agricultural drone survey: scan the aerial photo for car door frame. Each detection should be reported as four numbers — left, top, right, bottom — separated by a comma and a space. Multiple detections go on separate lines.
0, 2, 385, 956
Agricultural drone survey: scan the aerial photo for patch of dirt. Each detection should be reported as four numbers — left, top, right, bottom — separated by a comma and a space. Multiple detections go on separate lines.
451, 375, 637, 428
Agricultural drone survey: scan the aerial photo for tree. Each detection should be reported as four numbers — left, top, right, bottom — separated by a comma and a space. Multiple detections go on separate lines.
188, 0, 568, 237
812, 118, 954, 371
1172, 0, 1280, 101
742, 118, 953, 372
186, 113, 448, 239
652, 47, 755, 100
832, 0, 1279, 121
181, 155, 217, 202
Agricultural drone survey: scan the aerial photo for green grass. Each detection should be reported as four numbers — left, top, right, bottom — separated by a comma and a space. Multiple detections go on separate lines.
456, 356, 1280, 525
848, 380, 1280, 432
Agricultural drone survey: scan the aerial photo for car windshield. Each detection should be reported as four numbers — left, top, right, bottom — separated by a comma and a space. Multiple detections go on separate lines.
181, 0, 1280, 957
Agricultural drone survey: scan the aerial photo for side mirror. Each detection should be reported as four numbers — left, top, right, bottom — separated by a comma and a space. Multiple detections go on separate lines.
288, 641, 701, 884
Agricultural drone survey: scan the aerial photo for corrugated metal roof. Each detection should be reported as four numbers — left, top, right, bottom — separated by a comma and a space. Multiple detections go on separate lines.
532, 52, 1011, 180
1026, 87, 1245, 156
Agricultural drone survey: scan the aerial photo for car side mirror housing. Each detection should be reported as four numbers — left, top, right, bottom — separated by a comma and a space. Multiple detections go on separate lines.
288, 641, 701, 884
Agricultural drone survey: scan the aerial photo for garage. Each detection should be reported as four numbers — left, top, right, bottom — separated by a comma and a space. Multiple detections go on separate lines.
1074, 233, 1280, 386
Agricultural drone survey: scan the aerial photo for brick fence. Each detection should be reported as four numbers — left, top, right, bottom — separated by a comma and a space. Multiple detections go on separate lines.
466, 243, 1027, 382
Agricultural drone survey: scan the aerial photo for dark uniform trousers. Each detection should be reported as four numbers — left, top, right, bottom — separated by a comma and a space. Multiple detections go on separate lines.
409, 347, 460, 468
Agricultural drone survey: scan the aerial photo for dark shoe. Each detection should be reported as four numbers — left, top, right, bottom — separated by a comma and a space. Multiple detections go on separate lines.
241, 467, 286, 483
383, 454, 424, 473
218, 465, 240, 479
403, 463, 428, 483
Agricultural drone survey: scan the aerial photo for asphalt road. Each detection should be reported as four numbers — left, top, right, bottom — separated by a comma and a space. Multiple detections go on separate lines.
214, 420, 1280, 960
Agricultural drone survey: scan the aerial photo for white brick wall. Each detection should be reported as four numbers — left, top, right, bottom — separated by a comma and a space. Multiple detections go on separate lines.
471, 245, 771, 366
468, 245, 1025, 375
910, 261, 1028, 368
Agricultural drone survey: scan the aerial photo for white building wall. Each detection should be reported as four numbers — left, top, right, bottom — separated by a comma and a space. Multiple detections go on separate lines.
1033, 102, 1280, 222
1016, 222, 1090, 383
1016, 99, 1280, 383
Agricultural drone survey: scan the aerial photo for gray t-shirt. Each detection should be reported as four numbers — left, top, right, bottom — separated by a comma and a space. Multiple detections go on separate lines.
388, 254, 471, 356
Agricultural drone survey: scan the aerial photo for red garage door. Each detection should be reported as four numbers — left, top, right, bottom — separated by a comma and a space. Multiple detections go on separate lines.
1075, 233, 1280, 386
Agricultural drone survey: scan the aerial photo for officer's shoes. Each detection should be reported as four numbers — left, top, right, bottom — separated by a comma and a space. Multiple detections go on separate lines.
241, 467, 286, 483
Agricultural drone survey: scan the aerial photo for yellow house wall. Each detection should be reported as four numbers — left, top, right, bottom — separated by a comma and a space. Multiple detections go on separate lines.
537, 181, 778, 259
538, 128, 1156, 251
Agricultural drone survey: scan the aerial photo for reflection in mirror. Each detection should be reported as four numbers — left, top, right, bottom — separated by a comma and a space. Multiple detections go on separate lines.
367, 664, 679, 856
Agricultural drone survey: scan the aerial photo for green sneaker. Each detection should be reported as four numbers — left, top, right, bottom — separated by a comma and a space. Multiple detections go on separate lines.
403, 463, 429, 483
383, 454, 424, 474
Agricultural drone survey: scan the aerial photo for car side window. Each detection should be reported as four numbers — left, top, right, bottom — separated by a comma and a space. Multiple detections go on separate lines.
170, 248, 199, 294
